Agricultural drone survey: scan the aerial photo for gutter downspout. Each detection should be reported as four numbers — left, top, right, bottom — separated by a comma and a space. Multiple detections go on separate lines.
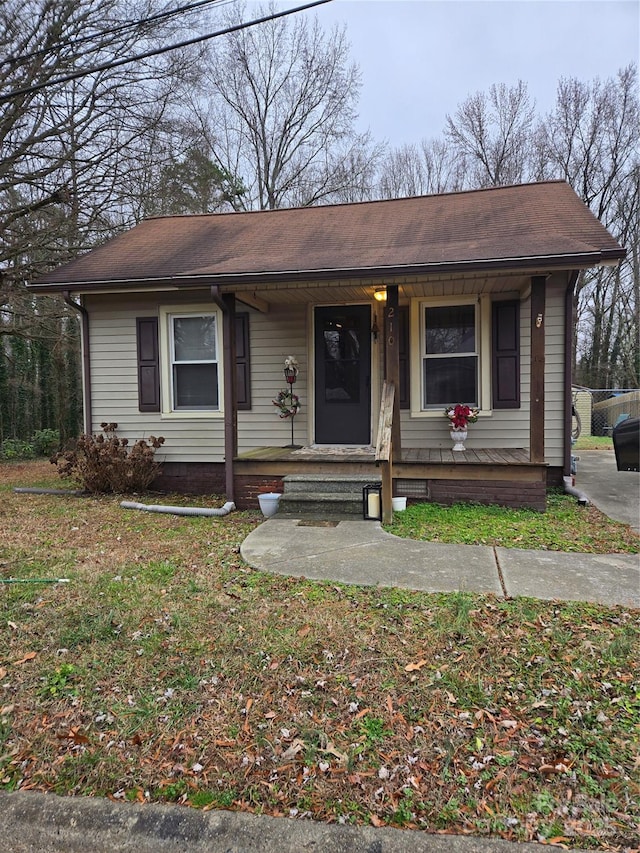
63, 291, 92, 435
563, 272, 579, 481
562, 272, 590, 505
211, 286, 237, 503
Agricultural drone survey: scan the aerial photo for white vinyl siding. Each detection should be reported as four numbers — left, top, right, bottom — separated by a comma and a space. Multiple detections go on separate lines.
86, 294, 225, 463
237, 304, 308, 452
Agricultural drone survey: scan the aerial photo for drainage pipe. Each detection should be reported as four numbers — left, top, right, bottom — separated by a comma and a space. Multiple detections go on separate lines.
563, 476, 589, 506
121, 500, 235, 517
14, 487, 85, 496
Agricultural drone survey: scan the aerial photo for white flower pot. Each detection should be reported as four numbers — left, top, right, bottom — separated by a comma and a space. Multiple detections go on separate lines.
450, 428, 468, 451
258, 492, 281, 517
392, 496, 407, 511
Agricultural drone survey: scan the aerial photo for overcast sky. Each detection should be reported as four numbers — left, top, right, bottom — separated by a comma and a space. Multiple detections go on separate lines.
310, 0, 639, 147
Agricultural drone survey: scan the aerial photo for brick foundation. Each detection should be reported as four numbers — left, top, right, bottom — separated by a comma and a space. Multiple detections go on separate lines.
233, 475, 285, 510
152, 463, 225, 496
153, 463, 550, 512
152, 463, 283, 510
423, 478, 547, 511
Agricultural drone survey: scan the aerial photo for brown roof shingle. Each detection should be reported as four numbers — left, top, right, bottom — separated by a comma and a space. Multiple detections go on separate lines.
31, 181, 625, 291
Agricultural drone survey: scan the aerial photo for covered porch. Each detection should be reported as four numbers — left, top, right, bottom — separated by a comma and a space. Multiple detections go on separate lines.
234, 441, 548, 513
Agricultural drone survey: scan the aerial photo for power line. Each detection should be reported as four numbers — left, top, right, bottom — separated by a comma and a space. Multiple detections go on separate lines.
1, 0, 232, 69
0, 0, 332, 104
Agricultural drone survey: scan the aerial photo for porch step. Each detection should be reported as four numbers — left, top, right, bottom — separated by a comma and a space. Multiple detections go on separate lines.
278, 474, 381, 519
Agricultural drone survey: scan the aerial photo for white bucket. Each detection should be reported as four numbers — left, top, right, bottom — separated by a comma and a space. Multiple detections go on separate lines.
392, 496, 407, 512
258, 492, 281, 518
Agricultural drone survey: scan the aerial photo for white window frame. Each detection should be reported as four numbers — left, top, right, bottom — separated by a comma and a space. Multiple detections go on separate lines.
159, 305, 224, 419
410, 295, 491, 417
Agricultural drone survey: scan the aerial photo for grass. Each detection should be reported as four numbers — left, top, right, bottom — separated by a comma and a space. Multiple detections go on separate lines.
386, 491, 639, 553
1, 460, 638, 849
573, 436, 614, 451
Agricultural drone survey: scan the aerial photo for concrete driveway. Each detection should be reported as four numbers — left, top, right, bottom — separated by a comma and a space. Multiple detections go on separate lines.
574, 449, 640, 533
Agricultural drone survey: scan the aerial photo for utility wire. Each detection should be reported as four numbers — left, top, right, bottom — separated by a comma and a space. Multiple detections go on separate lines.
0, 0, 332, 104
1, 0, 232, 69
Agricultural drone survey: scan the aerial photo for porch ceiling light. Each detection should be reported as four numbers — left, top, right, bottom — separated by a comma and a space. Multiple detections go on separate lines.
374, 286, 387, 302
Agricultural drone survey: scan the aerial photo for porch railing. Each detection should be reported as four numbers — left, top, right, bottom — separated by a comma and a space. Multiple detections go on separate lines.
375, 380, 395, 523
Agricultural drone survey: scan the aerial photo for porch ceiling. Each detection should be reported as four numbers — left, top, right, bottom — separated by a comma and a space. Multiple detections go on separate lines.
232, 271, 533, 307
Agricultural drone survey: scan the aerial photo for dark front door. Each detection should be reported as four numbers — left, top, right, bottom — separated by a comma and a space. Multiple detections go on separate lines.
314, 305, 371, 444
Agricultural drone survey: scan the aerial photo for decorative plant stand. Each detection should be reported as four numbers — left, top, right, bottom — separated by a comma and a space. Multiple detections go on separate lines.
274, 355, 302, 449
450, 428, 468, 451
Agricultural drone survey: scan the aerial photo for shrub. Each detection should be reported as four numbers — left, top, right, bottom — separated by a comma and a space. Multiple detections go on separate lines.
32, 428, 60, 456
51, 422, 165, 493
1, 438, 36, 460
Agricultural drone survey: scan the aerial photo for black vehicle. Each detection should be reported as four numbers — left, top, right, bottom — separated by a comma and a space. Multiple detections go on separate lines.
613, 417, 640, 472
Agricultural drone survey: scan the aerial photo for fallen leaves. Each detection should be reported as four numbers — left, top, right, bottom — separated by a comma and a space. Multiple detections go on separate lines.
1, 465, 638, 849
13, 651, 37, 666
405, 659, 428, 672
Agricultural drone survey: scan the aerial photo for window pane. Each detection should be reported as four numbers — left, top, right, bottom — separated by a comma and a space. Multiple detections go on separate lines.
174, 316, 216, 361
426, 305, 475, 354
173, 364, 218, 409
424, 356, 477, 406
323, 321, 361, 403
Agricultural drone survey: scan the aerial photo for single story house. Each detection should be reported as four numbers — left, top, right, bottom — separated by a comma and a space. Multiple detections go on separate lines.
30, 181, 625, 513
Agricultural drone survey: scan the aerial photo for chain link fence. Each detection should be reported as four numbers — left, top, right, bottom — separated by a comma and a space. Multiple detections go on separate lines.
573, 387, 640, 437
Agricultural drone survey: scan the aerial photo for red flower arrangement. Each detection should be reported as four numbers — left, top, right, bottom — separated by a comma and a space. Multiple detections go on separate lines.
445, 404, 479, 429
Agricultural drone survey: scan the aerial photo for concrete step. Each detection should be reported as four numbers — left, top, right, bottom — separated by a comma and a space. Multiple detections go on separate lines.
282, 474, 381, 495
277, 493, 365, 518
277, 474, 382, 519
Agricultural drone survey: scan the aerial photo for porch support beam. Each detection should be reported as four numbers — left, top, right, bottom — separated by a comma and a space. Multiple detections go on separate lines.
530, 276, 546, 464
384, 285, 402, 462
212, 286, 238, 502
236, 291, 270, 313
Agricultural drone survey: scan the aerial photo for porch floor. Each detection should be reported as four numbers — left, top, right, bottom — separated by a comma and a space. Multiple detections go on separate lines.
236, 445, 532, 466
234, 445, 548, 509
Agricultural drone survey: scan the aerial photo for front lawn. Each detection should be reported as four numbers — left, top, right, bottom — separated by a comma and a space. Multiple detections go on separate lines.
386, 492, 639, 553
1, 461, 638, 849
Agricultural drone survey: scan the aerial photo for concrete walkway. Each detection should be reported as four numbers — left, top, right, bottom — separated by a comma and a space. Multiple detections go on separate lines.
241, 518, 639, 608
241, 448, 639, 609
574, 448, 640, 533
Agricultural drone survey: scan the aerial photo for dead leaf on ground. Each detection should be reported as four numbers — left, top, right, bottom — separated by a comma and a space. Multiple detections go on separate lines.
14, 651, 37, 666
405, 659, 428, 672
280, 739, 305, 762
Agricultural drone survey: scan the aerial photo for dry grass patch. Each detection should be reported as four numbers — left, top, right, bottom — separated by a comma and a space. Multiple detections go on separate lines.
1, 461, 638, 849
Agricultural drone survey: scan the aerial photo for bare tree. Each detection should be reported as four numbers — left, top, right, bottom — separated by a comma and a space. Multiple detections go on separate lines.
0, 0, 207, 441
196, 2, 377, 209
534, 66, 639, 387
377, 138, 467, 199
445, 81, 535, 188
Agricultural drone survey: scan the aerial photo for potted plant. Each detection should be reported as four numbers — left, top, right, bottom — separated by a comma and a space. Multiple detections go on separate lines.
445, 404, 479, 451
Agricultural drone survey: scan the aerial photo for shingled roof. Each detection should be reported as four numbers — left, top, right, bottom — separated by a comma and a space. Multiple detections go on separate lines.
31, 181, 625, 292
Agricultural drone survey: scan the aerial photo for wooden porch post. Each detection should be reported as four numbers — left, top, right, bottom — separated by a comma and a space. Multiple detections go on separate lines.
384, 285, 402, 462
530, 276, 546, 464
221, 292, 238, 501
